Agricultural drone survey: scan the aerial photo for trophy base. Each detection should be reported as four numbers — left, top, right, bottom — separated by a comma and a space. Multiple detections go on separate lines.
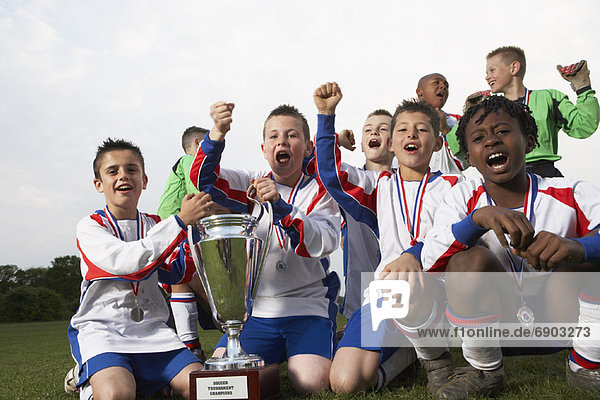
205, 354, 264, 370
190, 363, 281, 400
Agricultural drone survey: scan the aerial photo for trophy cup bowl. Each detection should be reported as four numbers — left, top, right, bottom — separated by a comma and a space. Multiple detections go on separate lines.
188, 209, 270, 371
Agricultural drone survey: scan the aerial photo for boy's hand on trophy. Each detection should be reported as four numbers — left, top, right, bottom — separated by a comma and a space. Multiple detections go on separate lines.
179, 192, 213, 226
557, 60, 591, 91
251, 177, 281, 203
209, 101, 235, 141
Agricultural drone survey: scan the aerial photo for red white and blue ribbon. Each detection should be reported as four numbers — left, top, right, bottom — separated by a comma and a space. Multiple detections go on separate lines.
274, 174, 303, 250
395, 169, 430, 246
104, 207, 144, 294
484, 172, 536, 290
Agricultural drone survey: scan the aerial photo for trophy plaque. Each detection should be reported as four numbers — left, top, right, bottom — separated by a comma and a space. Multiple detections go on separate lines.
190, 364, 280, 400
188, 200, 280, 400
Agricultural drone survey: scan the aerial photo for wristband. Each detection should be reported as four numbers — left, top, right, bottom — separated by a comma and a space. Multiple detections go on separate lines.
402, 242, 424, 261
271, 197, 293, 224
174, 215, 188, 230
573, 235, 600, 263
451, 213, 488, 247
576, 85, 592, 96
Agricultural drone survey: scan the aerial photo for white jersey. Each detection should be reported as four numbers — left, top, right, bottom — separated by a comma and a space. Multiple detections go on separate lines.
429, 114, 464, 175
315, 114, 462, 291
422, 172, 600, 275
338, 208, 380, 317
68, 210, 195, 367
190, 137, 341, 319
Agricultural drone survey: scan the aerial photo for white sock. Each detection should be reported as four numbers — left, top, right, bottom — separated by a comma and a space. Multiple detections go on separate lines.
79, 383, 93, 400
170, 292, 199, 342
394, 299, 448, 361
375, 347, 417, 390
446, 306, 503, 371
571, 290, 600, 371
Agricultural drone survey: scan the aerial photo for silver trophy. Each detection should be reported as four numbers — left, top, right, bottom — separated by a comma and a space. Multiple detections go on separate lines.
187, 191, 272, 370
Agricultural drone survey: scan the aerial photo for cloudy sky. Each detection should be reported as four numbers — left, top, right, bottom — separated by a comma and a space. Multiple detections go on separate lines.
2, 0, 599, 290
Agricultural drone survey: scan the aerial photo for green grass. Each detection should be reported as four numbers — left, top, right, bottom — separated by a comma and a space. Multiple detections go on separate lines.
1, 320, 598, 399
0, 321, 75, 400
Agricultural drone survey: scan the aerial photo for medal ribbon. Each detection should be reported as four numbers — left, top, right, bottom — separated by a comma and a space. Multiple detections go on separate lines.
395, 170, 430, 246
273, 174, 303, 250
104, 207, 144, 241
130, 281, 140, 297
523, 88, 530, 107
484, 172, 536, 291
104, 207, 144, 303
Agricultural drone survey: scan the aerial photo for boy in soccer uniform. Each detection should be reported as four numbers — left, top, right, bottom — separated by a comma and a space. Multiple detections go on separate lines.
416, 73, 465, 174
157, 126, 216, 361
484, 45, 599, 177
331, 109, 395, 319
314, 82, 462, 394
421, 96, 600, 398
189, 101, 341, 394
67, 139, 208, 399
157, 126, 208, 219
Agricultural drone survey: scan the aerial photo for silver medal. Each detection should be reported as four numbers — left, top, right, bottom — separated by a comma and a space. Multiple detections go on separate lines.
131, 306, 144, 322
275, 260, 287, 271
516, 304, 534, 326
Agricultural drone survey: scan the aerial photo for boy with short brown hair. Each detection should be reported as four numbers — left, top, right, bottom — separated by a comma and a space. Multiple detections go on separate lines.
314, 82, 462, 395
190, 101, 341, 395
485, 45, 599, 177
157, 125, 218, 362
67, 138, 209, 399
157, 126, 208, 219
332, 108, 395, 319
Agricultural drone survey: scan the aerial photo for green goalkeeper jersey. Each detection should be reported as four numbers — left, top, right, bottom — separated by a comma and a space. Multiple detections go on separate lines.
157, 154, 199, 219
447, 88, 599, 165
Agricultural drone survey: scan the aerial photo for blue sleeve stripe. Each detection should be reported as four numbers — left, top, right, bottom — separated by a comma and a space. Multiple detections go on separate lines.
402, 241, 424, 261
451, 213, 488, 247
286, 223, 302, 250
573, 234, 600, 263
271, 198, 293, 223
315, 114, 379, 236
207, 187, 249, 214
197, 137, 225, 192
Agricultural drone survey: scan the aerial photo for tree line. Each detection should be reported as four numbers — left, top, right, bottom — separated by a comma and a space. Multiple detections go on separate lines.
0, 256, 81, 322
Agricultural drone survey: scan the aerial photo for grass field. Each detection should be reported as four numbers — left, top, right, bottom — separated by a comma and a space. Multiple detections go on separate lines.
1, 320, 598, 399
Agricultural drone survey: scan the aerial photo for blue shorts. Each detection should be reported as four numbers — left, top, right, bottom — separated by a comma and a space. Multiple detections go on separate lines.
78, 348, 200, 396
338, 304, 409, 364
215, 315, 336, 365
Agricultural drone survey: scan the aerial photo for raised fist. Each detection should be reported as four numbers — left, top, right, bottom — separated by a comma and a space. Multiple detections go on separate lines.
313, 82, 343, 115
557, 60, 591, 92
338, 129, 356, 151
209, 101, 235, 140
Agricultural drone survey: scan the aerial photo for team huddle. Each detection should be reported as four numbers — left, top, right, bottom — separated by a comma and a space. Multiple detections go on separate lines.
65, 45, 600, 399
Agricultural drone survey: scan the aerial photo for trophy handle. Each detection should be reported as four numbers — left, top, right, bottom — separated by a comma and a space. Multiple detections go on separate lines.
246, 186, 273, 301
187, 226, 220, 325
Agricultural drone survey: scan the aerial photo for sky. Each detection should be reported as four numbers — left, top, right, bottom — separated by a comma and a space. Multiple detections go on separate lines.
1, 0, 600, 292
